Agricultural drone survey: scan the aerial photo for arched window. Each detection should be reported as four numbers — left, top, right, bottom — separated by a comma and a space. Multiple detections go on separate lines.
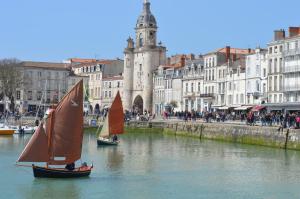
139, 33, 144, 47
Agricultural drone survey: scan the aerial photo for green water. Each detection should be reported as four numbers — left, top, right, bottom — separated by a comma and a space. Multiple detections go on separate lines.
1, 132, 300, 199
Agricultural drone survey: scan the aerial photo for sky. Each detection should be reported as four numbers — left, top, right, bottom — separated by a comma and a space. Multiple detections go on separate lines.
0, 0, 300, 62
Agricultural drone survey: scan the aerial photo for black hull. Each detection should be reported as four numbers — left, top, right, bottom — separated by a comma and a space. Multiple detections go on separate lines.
97, 139, 119, 146
33, 166, 92, 178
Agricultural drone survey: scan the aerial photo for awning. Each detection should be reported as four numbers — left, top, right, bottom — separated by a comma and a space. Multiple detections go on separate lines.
234, 106, 253, 111
217, 106, 229, 110
252, 105, 265, 112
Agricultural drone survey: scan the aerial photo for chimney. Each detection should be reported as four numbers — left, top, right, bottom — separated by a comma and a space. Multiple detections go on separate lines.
248, 48, 252, 54
289, 27, 300, 37
274, 29, 286, 41
180, 55, 186, 67
225, 46, 231, 61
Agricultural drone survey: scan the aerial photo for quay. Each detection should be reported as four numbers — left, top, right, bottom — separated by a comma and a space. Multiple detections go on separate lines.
126, 120, 300, 151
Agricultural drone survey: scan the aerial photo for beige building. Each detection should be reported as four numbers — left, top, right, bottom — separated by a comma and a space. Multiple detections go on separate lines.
267, 30, 285, 104
101, 75, 124, 109
72, 59, 123, 112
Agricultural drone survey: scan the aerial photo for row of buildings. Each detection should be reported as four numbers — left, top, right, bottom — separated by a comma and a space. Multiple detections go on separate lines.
152, 27, 300, 115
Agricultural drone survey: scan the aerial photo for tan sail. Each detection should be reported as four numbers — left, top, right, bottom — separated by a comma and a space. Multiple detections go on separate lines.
108, 91, 124, 135
18, 124, 49, 162
98, 116, 109, 138
48, 80, 84, 165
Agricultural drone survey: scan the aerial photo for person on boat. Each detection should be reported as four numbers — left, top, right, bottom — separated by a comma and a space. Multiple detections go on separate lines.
112, 134, 118, 142
65, 162, 75, 171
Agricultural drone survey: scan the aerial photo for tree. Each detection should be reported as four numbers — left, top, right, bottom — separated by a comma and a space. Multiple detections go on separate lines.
0, 58, 22, 112
169, 100, 178, 109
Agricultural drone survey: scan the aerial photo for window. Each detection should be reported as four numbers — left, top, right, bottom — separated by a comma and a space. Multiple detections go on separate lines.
198, 82, 201, 92
240, 94, 244, 104
256, 65, 260, 76
27, 91, 32, 100
139, 33, 144, 47
109, 82, 112, 88
274, 76, 278, 91
256, 80, 260, 91
16, 91, 20, 100
37, 91, 42, 101
274, 58, 278, 73
269, 47, 273, 54
191, 83, 194, 93
263, 68, 266, 77
105, 91, 107, 98
185, 99, 188, 111
117, 81, 120, 88
269, 77, 272, 91
269, 59, 272, 74
109, 91, 111, 98
185, 83, 188, 92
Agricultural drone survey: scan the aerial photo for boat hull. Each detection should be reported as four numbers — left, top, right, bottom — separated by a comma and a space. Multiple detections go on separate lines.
32, 165, 92, 178
97, 138, 119, 146
0, 129, 14, 135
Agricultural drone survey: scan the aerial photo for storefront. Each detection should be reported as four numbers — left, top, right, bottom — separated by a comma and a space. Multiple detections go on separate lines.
265, 103, 300, 114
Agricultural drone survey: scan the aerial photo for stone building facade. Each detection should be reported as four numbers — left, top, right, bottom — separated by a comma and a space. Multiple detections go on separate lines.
123, 0, 167, 114
4, 61, 88, 114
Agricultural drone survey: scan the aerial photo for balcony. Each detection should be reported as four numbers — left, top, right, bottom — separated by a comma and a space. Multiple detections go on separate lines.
283, 65, 300, 73
284, 85, 300, 92
200, 93, 215, 99
284, 48, 300, 56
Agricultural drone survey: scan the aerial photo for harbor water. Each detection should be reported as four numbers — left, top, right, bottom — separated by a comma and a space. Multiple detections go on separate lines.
1, 131, 300, 199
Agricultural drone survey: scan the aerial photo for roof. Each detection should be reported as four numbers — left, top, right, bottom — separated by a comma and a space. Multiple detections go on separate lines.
69, 58, 97, 63
102, 75, 123, 81
160, 65, 184, 69
205, 47, 254, 56
21, 61, 70, 70
72, 60, 114, 68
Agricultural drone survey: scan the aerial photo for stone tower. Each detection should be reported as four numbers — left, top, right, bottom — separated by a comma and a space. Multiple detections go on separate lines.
123, 0, 167, 114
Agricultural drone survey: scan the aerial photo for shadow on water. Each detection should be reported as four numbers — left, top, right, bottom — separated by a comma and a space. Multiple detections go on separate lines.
22, 178, 83, 199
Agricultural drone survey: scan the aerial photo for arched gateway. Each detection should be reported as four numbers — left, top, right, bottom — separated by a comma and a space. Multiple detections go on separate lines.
133, 95, 143, 115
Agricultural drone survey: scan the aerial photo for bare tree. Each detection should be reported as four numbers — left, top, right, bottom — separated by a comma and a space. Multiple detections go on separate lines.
0, 58, 22, 112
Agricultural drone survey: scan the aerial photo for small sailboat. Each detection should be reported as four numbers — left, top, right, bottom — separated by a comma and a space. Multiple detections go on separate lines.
97, 91, 124, 146
17, 80, 93, 178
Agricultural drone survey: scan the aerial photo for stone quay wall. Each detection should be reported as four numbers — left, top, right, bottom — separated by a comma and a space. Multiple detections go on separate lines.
126, 121, 300, 150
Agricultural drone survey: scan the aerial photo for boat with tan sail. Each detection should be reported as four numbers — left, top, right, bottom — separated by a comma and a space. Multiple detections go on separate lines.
17, 80, 93, 178
97, 91, 124, 146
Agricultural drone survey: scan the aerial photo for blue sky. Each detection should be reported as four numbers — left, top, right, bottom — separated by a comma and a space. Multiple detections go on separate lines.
0, 0, 299, 62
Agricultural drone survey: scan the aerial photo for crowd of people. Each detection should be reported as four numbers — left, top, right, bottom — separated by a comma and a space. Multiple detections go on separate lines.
160, 110, 300, 129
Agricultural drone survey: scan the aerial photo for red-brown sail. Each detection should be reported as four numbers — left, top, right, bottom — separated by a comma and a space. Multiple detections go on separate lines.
48, 80, 84, 165
108, 91, 124, 135
18, 124, 49, 162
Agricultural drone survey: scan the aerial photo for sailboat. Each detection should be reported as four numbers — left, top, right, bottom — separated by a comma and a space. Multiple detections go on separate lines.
17, 80, 93, 178
97, 91, 124, 146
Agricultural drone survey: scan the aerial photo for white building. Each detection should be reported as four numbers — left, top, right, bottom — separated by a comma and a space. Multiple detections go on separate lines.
245, 48, 268, 105
283, 27, 300, 102
226, 59, 246, 107
182, 58, 204, 111
123, 0, 167, 114
153, 65, 183, 115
